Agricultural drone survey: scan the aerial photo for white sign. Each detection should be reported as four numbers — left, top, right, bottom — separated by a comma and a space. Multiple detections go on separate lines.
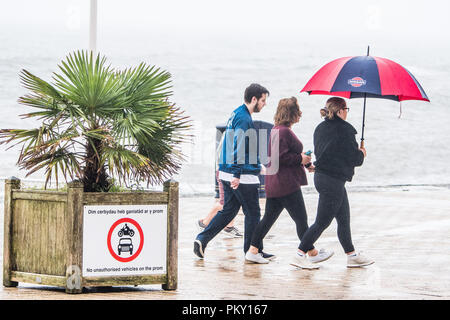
82, 204, 167, 277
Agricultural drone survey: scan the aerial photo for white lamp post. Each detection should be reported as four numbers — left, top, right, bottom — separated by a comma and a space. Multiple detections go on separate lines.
89, 0, 97, 53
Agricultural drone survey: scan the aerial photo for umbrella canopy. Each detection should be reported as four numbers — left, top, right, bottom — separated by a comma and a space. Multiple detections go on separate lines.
301, 55, 429, 102
300, 51, 429, 147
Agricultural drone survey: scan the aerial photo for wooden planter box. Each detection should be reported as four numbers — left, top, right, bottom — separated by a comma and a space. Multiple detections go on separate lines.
3, 178, 178, 293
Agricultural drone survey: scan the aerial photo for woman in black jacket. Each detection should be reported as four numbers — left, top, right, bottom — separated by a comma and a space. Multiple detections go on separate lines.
292, 97, 374, 269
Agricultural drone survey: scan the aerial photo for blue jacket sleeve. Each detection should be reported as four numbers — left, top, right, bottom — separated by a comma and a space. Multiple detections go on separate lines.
230, 117, 248, 178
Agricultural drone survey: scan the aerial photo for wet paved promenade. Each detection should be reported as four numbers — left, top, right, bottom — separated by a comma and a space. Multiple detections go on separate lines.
1, 186, 450, 300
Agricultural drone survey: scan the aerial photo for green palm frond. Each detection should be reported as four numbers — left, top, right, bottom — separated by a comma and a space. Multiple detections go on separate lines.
101, 144, 151, 183
20, 146, 83, 188
53, 51, 123, 113
0, 50, 192, 191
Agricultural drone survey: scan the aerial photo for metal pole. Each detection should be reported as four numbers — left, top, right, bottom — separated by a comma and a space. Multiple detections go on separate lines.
361, 45, 370, 148
361, 93, 367, 148
89, 0, 97, 53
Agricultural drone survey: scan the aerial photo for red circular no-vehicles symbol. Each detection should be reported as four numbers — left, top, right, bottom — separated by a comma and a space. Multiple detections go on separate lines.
107, 218, 144, 262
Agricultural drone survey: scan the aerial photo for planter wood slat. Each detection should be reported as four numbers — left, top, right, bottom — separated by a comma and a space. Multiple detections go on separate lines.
11, 199, 67, 276
31, 201, 38, 273
12, 191, 67, 202
83, 192, 169, 204
11, 271, 66, 287
65, 181, 84, 293
39, 202, 48, 275
55, 201, 67, 276
3, 178, 20, 287
163, 180, 178, 290
83, 275, 167, 287
3, 178, 178, 294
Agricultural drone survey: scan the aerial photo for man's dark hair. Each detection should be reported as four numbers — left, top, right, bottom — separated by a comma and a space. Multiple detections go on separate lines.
244, 83, 269, 103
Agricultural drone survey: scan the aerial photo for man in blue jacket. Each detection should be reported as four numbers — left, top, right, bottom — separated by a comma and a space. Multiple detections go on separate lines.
194, 83, 274, 264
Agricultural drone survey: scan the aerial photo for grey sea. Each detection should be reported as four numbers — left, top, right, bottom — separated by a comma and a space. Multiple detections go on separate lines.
3, 2, 450, 301
1, 28, 449, 194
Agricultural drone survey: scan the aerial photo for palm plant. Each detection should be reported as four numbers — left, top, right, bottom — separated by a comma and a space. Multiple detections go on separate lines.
0, 50, 191, 192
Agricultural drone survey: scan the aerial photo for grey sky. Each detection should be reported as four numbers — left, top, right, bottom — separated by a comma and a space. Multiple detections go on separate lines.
1, 0, 449, 42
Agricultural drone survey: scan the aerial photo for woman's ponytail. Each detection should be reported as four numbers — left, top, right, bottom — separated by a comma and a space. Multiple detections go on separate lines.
320, 97, 346, 119
320, 107, 329, 118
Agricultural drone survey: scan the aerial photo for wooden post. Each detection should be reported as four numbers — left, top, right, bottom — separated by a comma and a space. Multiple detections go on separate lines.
162, 179, 178, 290
65, 180, 84, 294
3, 177, 20, 287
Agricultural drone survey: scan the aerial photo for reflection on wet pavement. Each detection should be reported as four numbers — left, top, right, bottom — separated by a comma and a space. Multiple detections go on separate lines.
1, 188, 450, 299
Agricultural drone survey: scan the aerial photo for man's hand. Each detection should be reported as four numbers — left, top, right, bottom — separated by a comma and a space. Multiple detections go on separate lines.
307, 164, 316, 173
231, 177, 240, 189
260, 164, 266, 175
301, 152, 312, 165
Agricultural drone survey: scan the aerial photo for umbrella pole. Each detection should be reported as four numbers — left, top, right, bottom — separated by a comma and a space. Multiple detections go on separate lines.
360, 93, 367, 148
360, 46, 369, 148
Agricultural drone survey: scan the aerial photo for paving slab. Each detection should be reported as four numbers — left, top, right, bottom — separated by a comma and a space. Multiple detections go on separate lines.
1, 187, 449, 300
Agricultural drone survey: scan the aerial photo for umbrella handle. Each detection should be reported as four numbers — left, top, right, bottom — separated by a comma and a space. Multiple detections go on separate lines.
360, 140, 365, 149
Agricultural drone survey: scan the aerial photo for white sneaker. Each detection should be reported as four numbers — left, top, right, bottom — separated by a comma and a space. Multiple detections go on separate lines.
347, 251, 374, 268
308, 248, 334, 264
245, 251, 269, 264
291, 252, 320, 269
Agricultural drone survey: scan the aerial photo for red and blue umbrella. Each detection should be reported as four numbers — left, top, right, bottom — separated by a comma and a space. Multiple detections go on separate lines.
300, 47, 429, 146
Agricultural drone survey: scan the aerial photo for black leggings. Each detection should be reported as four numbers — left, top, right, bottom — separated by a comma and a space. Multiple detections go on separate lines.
298, 172, 355, 254
250, 189, 314, 251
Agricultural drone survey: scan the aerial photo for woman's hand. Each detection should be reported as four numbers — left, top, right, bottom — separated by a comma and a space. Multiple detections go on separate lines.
301, 152, 311, 165
360, 147, 367, 158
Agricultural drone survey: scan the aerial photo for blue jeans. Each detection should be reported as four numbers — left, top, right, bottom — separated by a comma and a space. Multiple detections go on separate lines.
196, 180, 262, 253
